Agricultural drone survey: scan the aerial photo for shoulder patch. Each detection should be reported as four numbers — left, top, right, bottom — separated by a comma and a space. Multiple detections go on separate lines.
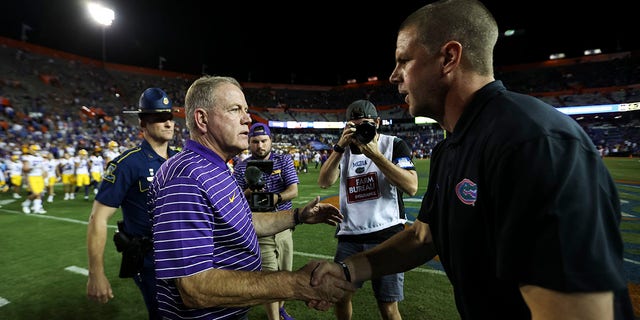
103, 162, 117, 183
395, 156, 415, 170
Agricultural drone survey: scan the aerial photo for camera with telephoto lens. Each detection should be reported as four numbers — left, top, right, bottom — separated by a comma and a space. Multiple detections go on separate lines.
352, 121, 377, 144
244, 160, 276, 212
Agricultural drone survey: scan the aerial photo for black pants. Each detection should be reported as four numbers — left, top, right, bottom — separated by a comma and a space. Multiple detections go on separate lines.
133, 266, 160, 320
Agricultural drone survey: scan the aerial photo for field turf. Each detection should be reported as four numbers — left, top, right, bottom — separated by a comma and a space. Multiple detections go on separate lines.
0, 157, 639, 319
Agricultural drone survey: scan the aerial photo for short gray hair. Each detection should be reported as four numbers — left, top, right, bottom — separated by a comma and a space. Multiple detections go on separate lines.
184, 76, 242, 132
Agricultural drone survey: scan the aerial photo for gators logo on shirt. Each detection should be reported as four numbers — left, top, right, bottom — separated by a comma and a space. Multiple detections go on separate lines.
455, 178, 477, 206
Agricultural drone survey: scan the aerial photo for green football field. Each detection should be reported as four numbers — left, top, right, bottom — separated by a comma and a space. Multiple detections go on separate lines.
0, 157, 639, 319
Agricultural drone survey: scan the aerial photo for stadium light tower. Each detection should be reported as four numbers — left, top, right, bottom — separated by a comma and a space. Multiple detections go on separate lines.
87, 2, 114, 66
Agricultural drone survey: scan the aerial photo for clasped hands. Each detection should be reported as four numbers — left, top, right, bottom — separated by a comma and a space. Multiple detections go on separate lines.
292, 198, 355, 310
296, 260, 355, 311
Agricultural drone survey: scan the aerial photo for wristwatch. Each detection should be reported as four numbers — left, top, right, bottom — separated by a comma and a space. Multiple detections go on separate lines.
333, 144, 345, 153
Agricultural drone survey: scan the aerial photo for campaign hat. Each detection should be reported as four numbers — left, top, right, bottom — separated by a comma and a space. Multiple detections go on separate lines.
124, 87, 172, 114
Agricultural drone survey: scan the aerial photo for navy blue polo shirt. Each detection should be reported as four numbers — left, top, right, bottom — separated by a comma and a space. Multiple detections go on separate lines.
418, 81, 629, 318
97, 139, 178, 238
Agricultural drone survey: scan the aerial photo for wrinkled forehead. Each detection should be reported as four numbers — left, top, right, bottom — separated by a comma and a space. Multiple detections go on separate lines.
215, 83, 248, 108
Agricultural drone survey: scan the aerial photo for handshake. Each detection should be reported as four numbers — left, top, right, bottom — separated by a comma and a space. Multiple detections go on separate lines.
295, 259, 356, 311
281, 197, 358, 310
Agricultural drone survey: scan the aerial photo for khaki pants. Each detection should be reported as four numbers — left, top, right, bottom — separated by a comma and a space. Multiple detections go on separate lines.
258, 228, 293, 271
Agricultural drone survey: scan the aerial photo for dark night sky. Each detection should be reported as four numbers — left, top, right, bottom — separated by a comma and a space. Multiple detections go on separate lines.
0, 1, 637, 86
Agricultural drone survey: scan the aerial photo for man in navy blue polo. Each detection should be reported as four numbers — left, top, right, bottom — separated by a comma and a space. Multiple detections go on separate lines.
86, 87, 178, 320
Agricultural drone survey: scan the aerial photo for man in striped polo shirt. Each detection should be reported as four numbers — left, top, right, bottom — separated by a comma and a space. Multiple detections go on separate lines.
149, 75, 355, 320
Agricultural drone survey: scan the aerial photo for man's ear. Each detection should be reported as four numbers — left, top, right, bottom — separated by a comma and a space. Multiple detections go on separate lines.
441, 40, 462, 74
194, 109, 208, 132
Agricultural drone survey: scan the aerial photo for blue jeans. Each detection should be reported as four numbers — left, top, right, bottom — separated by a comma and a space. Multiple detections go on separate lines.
335, 241, 404, 302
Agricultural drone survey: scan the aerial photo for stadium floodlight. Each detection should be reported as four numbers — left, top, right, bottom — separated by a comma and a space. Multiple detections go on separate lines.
87, 2, 114, 66
549, 52, 566, 60
584, 48, 602, 56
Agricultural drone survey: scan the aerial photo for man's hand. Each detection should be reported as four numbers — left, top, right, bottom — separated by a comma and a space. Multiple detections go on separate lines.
309, 259, 345, 287
336, 122, 357, 148
87, 272, 114, 303
297, 260, 355, 311
299, 196, 342, 226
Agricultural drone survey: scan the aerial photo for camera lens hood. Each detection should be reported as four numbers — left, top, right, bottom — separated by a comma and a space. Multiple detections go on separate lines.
354, 122, 376, 144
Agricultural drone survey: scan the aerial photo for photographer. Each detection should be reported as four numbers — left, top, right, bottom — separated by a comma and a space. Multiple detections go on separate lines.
317, 99, 419, 320
233, 122, 299, 320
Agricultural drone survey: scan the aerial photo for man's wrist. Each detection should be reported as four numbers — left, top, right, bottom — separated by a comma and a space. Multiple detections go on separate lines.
276, 193, 282, 204
293, 208, 302, 225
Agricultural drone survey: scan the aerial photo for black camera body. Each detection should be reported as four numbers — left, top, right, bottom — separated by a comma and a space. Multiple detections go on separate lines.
245, 160, 276, 212
250, 191, 275, 212
352, 121, 377, 144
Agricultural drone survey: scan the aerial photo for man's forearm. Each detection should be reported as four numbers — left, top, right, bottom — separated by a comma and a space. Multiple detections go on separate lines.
86, 202, 118, 273
176, 264, 350, 309
369, 152, 418, 196
279, 184, 298, 203
345, 226, 436, 281
86, 222, 108, 274
318, 153, 340, 188
252, 209, 296, 236
177, 268, 300, 308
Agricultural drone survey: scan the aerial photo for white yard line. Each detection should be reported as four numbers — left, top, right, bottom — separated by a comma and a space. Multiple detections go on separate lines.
1, 208, 117, 229
64, 265, 89, 276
